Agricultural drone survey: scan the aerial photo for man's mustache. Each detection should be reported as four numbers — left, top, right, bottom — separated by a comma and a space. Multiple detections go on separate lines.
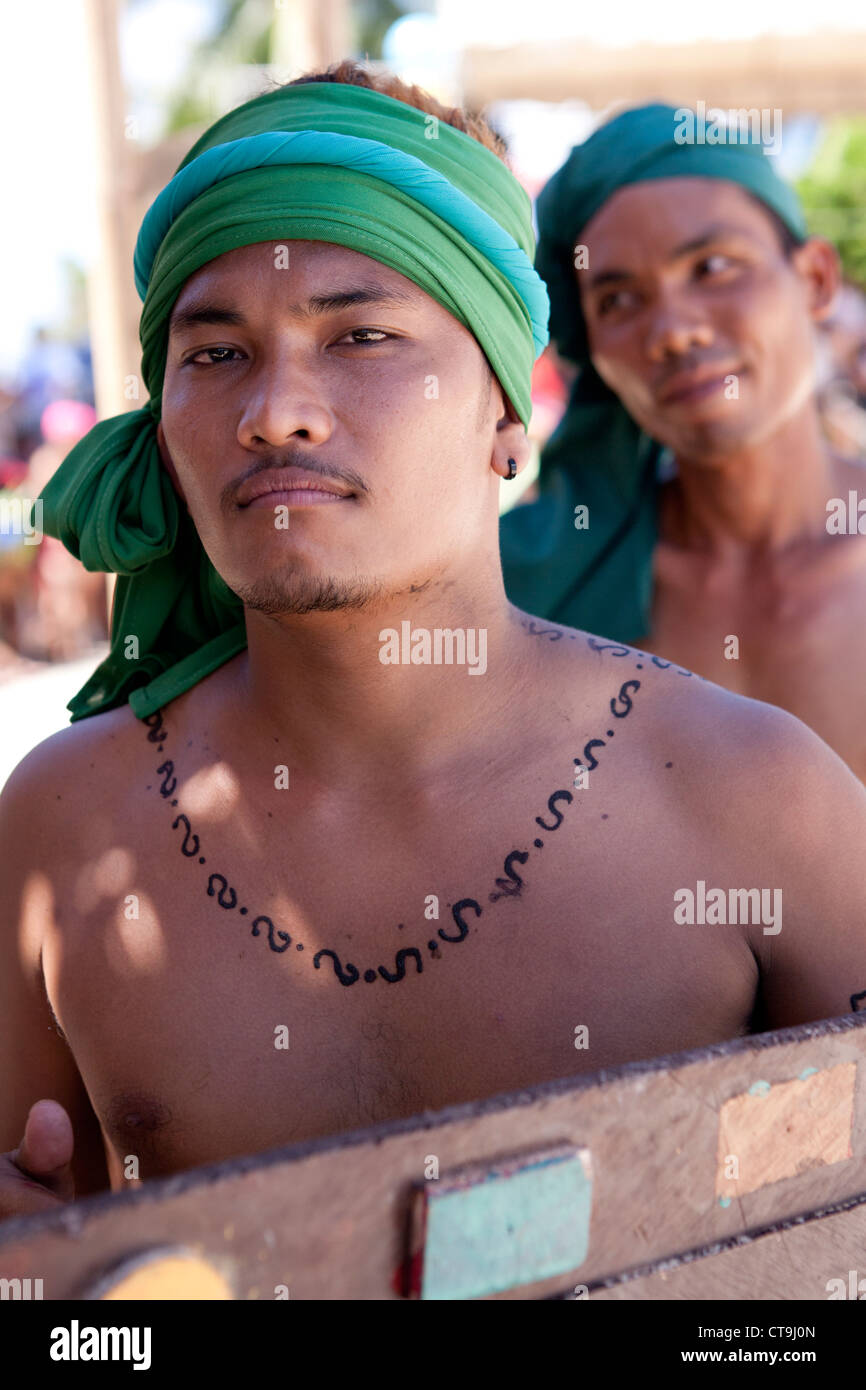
225, 454, 369, 508
654, 352, 739, 394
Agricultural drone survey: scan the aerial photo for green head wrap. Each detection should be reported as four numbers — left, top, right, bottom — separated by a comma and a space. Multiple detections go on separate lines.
500, 102, 808, 639
39, 80, 549, 722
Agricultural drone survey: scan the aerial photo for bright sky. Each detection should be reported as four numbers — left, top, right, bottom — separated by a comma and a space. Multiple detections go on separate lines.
0, 0, 213, 376
2, 0, 865, 378
436, 0, 866, 46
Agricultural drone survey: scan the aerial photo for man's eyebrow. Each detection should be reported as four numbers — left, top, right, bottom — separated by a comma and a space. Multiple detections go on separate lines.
169, 303, 247, 334
585, 224, 754, 290
304, 285, 418, 315
169, 284, 418, 333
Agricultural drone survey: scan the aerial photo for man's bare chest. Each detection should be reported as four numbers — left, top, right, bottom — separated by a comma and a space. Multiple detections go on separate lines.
44, 702, 757, 1180
647, 544, 866, 778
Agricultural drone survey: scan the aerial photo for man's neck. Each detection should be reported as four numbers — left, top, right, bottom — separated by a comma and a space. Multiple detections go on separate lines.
664, 404, 836, 557
228, 574, 532, 787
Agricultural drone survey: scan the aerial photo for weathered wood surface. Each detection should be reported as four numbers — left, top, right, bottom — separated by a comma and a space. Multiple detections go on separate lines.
585, 1197, 866, 1301
0, 1012, 863, 1299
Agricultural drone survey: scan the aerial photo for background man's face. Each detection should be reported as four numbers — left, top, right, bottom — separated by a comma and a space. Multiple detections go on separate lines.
159, 240, 501, 616
577, 178, 830, 461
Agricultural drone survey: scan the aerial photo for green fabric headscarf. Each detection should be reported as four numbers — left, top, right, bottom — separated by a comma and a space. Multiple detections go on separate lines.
500, 102, 808, 639
39, 80, 549, 722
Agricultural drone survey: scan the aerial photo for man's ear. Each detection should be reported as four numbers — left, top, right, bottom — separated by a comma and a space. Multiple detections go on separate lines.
792, 237, 842, 324
156, 421, 189, 509
492, 385, 532, 481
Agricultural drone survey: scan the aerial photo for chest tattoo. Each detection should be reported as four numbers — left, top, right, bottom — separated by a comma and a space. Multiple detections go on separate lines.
141, 648, 652, 991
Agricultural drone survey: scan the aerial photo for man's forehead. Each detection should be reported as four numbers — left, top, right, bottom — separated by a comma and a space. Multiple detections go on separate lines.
581, 178, 774, 265
169, 240, 425, 325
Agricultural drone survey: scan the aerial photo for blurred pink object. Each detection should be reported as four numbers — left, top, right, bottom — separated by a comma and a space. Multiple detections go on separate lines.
40, 399, 97, 444
0, 457, 28, 488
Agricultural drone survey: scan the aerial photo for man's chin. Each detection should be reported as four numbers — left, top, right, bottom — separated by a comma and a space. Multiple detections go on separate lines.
232, 574, 386, 617
651, 414, 760, 465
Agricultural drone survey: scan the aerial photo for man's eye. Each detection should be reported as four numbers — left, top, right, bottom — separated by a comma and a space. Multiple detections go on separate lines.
336, 328, 391, 344
596, 289, 637, 316
187, 346, 244, 365
696, 254, 737, 277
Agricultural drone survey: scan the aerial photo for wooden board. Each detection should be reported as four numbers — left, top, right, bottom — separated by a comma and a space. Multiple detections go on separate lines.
0, 1012, 864, 1300
584, 1196, 866, 1301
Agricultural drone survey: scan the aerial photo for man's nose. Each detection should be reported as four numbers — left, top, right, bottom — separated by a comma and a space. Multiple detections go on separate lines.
645, 292, 714, 362
236, 356, 336, 448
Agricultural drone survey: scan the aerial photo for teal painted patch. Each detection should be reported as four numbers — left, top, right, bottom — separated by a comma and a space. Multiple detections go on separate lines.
799, 1067, 818, 1080
419, 1149, 592, 1301
748, 1080, 771, 1096
719, 1196, 732, 1208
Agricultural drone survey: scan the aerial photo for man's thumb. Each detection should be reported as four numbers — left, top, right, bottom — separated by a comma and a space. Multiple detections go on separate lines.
12, 1099, 74, 1193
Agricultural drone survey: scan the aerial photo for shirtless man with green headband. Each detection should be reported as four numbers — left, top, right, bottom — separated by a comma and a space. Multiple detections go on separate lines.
1, 67, 865, 1215
502, 103, 866, 783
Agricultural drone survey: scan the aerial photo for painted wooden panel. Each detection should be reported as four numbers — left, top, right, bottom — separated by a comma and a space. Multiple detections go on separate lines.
0, 1012, 863, 1300
715, 1064, 857, 1202
406, 1145, 592, 1299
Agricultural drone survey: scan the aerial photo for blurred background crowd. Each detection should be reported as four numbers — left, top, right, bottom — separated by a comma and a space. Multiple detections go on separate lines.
2, 0, 866, 782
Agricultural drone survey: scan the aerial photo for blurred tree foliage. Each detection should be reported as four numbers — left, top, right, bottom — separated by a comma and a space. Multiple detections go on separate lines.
165, 0, 274, 135
354, 0, 405, 58
797, 117, 866, 289
163, 0, 410, 138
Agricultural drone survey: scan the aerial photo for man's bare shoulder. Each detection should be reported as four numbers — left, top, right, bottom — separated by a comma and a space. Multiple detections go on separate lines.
0, 702, 148, 827
571, 626, 800, 748
523, 617, 863, 816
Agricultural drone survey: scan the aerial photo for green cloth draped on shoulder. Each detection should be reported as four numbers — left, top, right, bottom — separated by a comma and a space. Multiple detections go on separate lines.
500, 102, 808, 639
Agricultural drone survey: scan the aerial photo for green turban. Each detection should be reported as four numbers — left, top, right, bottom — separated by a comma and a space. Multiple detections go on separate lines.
39, 79, 549, 722
500, 102, 808, 639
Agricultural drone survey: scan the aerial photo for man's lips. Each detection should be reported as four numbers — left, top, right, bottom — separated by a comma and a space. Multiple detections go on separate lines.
235, 468, 354, 508
656, 365, 743, 406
